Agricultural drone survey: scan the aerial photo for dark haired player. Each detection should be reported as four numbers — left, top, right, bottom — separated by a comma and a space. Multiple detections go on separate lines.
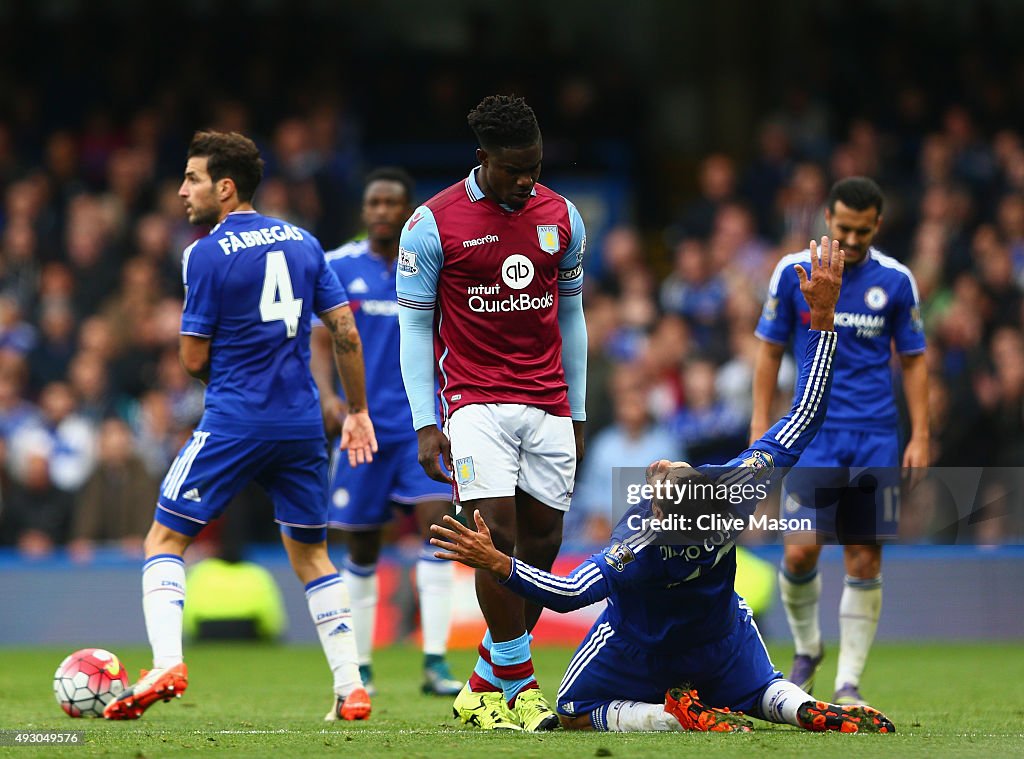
752, 177, 928, 705
105, 131, 377, 721
397, 95, 587, 731
311, 167, 462, 700
432, 239, 895, 734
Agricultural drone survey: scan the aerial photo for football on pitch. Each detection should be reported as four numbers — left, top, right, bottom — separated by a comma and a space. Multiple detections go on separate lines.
53, 648, 129, 717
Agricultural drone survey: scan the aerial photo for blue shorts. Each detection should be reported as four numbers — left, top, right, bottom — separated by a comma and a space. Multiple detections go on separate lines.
327, 437, 451, 530
782, 427, 902, 542
156, 431, 329, 543
556, 600, 781, 718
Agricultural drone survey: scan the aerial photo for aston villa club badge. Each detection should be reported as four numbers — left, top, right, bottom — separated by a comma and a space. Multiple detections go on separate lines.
537, 225, 559, 254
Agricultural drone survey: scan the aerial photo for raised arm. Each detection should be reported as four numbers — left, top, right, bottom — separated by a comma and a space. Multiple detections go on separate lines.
717, 237, 845, 473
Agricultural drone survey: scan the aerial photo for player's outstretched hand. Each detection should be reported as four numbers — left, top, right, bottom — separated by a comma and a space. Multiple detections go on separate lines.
416, 426, 454, 483
430, 511, 512, 578
796, 236, 845, 320
340, 410, 378, 467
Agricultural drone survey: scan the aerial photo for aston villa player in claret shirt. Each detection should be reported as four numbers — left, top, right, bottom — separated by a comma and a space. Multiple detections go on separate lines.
397, 95, 587, 731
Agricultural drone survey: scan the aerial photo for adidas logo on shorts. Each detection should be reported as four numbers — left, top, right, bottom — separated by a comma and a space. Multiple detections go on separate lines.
182, 488, 202, 502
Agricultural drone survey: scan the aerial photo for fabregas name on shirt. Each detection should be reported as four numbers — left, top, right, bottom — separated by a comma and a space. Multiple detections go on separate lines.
216, 224, 305, 255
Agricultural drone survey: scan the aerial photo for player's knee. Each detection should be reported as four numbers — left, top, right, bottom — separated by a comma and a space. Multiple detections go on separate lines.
516, 529, 562, 570
144, 521, 191, 558
784, 545, 821, 575
844, 545, 881, 578
346, 532, 381, 566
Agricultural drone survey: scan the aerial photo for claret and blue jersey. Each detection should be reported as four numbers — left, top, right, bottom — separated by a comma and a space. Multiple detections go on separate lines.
756, 247, 925, 431
180, 210, 349, 439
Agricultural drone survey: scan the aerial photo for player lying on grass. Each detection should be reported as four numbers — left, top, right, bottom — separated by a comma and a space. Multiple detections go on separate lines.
431, 238, 895, 734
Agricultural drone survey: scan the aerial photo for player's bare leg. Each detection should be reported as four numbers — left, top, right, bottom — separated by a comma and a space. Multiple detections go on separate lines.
780, 541, 824, 693
834, 544, 882, 704
341, 527, 383, 694
282, 535, 369, 721
513, 490, 564, 632
104, 522, 192, 720
414, 499, 463, 696
452, 495, 524, 729
501, 490, 563, 731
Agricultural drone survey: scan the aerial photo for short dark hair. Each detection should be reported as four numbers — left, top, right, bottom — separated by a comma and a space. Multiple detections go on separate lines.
467, 94, 541, 151
364, 166, 415, 204
827, 176, 884, 216
187, 130, 264, 203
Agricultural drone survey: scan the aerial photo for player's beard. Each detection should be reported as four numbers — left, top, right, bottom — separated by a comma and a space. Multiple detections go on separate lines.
188, 202, 220, 227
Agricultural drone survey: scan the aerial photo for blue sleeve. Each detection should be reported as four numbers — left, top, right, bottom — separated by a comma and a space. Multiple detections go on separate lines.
755, 254, 802, 344
396, 206, 443, 430
180, 241, 218, 338
398, 306, 438, 430
313, 242, 349, 316
395, 206, 442, 307
704, 329, 837, 478
556, 201, 587, 420
557, 200, 586, 297
892, 270, 926, 355
558, 293, 587, 421
500, 557, 610, 613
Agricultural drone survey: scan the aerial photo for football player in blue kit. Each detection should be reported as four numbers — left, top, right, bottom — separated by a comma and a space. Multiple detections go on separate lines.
751, 177, 928, 705
311, 168, 462, 698
431, 238, 895, 734
104, 131, 378, 722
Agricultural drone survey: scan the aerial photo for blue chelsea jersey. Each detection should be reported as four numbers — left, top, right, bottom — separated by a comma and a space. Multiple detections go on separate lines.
501, 330, 838, 650
180, 211, 349, 439
755, 247, 925, 430
321, 239, 421, 443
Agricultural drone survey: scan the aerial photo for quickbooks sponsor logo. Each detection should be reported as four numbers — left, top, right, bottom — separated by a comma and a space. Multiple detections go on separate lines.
462, 234, 499, 248
468, 292, 554, 313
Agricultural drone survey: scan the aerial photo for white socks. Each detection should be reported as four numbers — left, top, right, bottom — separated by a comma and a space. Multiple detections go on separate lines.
417, 552, 454, 657
142, 554, 186, 669
779, 567, 822, 657
305, 573, 361, 697
604, 700, 684, 732
344, 551, 455, 663
835, 575, 882, 690
341, 560, 378, 666
759, 679, 815, 725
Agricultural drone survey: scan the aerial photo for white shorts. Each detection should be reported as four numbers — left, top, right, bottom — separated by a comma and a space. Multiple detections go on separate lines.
445, 403, 576, 512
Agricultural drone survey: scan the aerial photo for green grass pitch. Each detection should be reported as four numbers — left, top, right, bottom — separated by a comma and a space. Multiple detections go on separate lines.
1, 642, 1021, 758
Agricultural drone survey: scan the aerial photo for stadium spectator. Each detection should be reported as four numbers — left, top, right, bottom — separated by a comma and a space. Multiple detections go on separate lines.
571, 373, 681, 543
669, 357, 748, 465
397, 95, 587, 732
752, 178, 929, 706
103, 131, 377, 723
68, 417, 156, 562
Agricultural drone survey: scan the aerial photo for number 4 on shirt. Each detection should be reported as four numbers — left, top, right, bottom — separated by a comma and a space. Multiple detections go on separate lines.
260, 250, 303, 337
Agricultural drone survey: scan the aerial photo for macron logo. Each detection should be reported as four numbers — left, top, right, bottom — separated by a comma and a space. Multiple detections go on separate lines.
462, 234, 500, 248
407, 212, 423, 231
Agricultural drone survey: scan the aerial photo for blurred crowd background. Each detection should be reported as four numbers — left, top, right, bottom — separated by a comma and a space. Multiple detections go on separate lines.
0, 0, 1021, 557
